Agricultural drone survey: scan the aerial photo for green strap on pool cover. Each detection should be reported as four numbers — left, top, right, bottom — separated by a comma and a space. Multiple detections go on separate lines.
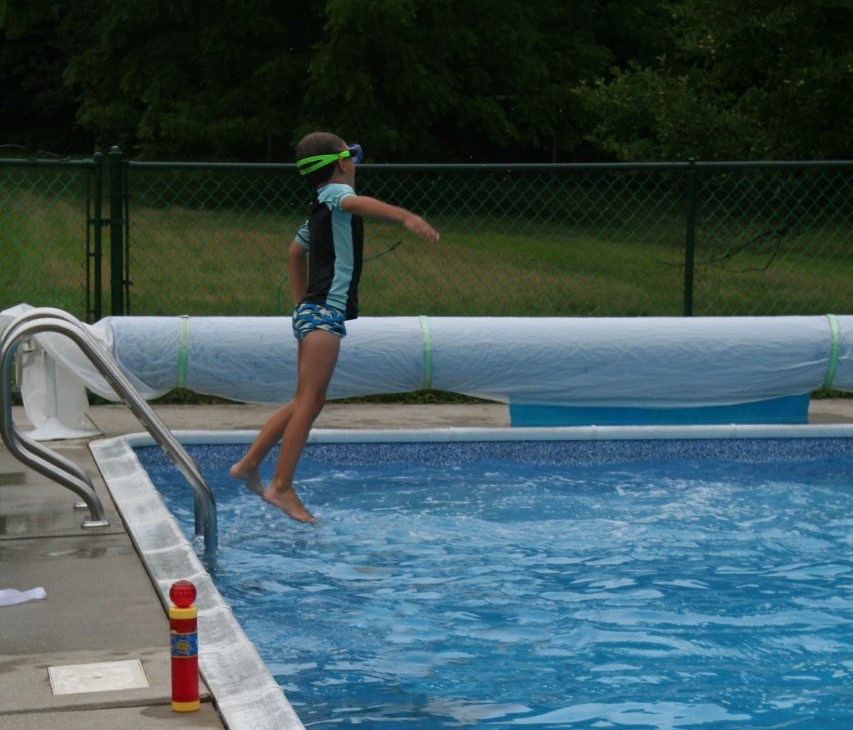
419, 315, 433, 390
823, 313, 840, 390
177, 315, 190, 388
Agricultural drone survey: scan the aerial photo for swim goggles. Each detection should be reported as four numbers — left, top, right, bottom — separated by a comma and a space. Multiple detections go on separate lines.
296, 144, 363, 176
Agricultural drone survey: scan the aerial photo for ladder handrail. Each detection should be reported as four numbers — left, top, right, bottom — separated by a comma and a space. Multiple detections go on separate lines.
0, 308, 217, 559
0, 401, 110, 529
1, 317, 109, 528
1, 344, 102, 497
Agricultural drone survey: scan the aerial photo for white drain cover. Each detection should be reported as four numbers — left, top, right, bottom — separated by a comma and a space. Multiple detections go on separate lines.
48, 659, 149, 695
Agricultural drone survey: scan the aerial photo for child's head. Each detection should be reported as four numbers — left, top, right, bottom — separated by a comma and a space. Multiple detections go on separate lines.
296, 131, 351, 187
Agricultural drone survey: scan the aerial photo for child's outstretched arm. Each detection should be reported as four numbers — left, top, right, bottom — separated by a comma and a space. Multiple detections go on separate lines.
342, 195, 439, 242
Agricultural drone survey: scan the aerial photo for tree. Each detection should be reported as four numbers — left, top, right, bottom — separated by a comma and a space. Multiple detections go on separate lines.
0, 0, 99, 153
65, 0, 321, 160
302, 0, 615, 162
577, 0, 853, 160
13, 0, 843, 162
61, 0, 627, 161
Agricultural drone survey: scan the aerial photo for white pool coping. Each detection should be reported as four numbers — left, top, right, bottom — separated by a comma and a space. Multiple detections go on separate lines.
91, 432, 305, 730
90, 424, 852, 729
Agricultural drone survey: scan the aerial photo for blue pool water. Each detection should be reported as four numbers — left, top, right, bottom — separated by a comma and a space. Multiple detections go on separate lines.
137, 438, 853, 729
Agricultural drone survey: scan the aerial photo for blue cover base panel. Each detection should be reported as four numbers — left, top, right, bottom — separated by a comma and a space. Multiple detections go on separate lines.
509, 394, 811, 427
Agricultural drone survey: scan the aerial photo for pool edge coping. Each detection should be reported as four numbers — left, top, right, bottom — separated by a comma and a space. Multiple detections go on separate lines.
118, 423, 853, 448
89, 434, 306, 730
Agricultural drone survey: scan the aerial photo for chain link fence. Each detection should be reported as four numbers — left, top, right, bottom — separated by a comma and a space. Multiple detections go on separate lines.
0, 154, 103, 319
2, 154, 850, 321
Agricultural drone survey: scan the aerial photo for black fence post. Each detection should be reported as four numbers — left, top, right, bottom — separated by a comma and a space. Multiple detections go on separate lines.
683, 158, 698, 316
88, 151, 104, 322
109, 146, 125, 316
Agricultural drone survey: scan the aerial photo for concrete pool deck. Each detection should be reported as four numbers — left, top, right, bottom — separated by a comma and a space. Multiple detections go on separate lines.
1, 399, 850, 729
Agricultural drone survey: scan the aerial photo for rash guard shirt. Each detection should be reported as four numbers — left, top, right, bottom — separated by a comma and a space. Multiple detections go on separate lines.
294, 183, 364, 320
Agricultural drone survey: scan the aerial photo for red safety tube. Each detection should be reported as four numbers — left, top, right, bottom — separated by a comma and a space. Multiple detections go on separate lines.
169, 580, 200, 712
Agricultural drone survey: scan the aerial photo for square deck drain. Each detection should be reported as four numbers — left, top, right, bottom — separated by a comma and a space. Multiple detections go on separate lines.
48, 659, 149, 695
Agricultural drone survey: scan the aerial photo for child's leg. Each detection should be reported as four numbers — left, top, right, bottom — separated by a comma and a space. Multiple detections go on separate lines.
264, 329, 341, 522
229, 400, 296, 495
230, 338, 311, 492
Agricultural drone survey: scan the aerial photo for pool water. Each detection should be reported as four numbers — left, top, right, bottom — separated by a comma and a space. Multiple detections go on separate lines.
138, 440, 853, 729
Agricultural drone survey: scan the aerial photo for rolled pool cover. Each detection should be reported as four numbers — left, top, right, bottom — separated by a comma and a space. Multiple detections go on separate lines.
96, 314, 852, 408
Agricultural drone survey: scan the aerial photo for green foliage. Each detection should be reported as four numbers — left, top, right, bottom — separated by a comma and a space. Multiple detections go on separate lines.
0, 0, 98, 152
3, 0, 640, 160
63, 1, 322, 159
2, 0, 849, 161
577, 0, 852, 160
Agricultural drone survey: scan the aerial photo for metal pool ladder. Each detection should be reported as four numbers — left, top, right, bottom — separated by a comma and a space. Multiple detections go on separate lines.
0, 307, 217, 559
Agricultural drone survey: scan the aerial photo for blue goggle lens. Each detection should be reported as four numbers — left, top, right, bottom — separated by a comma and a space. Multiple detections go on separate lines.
347, 144, 363, 164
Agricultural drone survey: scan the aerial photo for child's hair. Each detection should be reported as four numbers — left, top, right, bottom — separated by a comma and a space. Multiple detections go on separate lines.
296, 131, 346, 187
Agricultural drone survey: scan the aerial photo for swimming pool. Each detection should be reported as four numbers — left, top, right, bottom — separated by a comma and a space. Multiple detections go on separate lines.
92, 427, 853, 729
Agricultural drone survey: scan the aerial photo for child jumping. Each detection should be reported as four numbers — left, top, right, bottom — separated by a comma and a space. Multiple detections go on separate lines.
230, 131, 440, 523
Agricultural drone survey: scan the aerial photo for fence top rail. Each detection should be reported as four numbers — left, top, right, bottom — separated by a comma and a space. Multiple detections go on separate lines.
127, 160, 294, 172
124, 159, 852, 173
693, 160, 852, 171
0, 156, 99, 169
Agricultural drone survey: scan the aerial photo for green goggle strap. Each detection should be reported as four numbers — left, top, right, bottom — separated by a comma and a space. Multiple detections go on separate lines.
296, 150, 353, 176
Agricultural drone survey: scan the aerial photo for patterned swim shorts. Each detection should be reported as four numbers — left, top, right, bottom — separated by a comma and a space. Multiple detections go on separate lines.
291, 302, 347, 342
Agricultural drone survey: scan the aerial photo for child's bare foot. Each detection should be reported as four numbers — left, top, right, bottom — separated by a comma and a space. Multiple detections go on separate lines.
229, 462, 265, 497
263, 484, 317, 524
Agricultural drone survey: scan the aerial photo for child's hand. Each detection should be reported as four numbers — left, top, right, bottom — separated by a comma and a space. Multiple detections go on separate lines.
403, 213, 440, 243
